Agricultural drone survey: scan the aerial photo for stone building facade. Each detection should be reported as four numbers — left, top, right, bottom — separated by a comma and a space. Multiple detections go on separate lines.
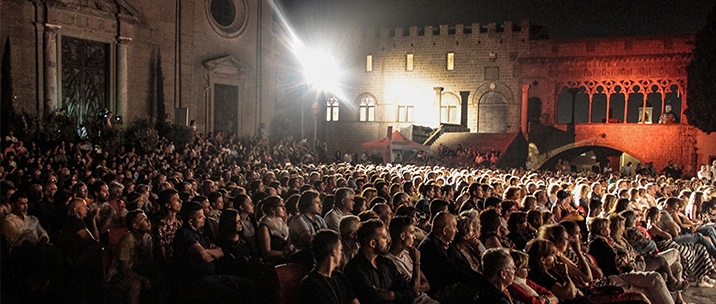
1, 0, 280, 136
322, 20, 716, 174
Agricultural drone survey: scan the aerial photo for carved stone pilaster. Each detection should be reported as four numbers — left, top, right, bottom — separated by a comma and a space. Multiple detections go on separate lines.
116, 36, 131, 121
44, 24, 61, 116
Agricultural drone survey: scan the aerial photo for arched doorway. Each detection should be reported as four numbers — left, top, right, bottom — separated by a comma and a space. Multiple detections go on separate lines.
478, 91, 508, 133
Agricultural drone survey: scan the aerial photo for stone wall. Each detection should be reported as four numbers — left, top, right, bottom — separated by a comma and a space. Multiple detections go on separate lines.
1, 0, 279, 138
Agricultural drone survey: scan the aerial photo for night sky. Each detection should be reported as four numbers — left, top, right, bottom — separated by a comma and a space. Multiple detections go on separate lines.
277, 0, 715, 40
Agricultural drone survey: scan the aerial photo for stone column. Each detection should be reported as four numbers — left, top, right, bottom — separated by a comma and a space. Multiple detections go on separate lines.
459, 91, 470, 128
116, 37, 132, 122
521, 84, 530, 134
43, 24, 61, 116
433, 87, 443, 125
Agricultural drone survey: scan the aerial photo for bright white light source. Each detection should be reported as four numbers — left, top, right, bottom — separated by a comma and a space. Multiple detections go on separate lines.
294, 43, 341, 94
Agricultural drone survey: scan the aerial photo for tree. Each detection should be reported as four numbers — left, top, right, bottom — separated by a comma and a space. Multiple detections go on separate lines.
155, 50, 167, 135
685, 4, 716, 133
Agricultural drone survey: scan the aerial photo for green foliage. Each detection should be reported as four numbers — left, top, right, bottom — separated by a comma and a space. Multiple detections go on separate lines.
84, 118, 120, 155
41, 112, 78, 143
126, 118, 160, 153
9, 111, 40, 142
164, 124, 195, 149
685, 5, 716, 133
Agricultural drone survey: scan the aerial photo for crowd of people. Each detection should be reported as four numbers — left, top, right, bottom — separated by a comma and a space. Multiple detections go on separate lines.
2, 129, 716, 304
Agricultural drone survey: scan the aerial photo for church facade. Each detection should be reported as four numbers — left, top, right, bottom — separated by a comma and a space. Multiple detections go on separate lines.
1, 0, 281, 137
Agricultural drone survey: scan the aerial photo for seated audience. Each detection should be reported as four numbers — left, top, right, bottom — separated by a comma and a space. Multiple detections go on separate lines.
345, 219, 414, 304
386, 216, 438, 304
299, 229, 358, 304
107, 210, 156, 304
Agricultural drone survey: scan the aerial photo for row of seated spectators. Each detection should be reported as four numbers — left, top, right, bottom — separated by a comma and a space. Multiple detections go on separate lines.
1, 131, 716, 304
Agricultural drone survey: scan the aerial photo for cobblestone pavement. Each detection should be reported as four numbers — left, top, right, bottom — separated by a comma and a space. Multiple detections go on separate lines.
683, 285, 716, 303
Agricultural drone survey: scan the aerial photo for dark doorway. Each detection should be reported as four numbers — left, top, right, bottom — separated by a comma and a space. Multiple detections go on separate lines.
61, 36, 109, 124
214, 84, 238, 134
527, 97, 542, 124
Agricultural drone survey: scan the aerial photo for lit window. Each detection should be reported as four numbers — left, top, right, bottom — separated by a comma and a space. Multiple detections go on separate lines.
360, 96, 376, 122
441, 105, 458, 123
326, 97, 339, 121
406, 53, 414, 71
447, 52, 455, 71
397, 105, 414, 122
366, 55, 373, 72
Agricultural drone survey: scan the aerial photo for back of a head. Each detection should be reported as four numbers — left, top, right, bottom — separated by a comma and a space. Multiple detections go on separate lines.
311, 229, 340, 263
431, 211, 453, 236
339, 215, 361, 238
388, 216, 413, 240
484, 196, 502, 209
537, 224, 566, 243
334, 187, 354, 207
180, 201, 203, 222
356, 219, 384, 246
429, 199, 449, 218
481, 248, 511, 279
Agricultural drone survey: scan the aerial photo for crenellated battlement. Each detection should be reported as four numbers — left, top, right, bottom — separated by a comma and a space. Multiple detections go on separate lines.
364, 20, 543, 40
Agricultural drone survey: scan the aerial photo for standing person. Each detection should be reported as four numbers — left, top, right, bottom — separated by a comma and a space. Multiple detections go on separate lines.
344, 219, 415, 304
298, 230, 358, 304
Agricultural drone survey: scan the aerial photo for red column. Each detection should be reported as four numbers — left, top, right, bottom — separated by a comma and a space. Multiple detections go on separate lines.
521, 84, 530, 136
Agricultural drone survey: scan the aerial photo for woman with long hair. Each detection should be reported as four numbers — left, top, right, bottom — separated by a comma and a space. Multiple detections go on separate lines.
450, 214, 484, 272
215, 208, 262, 279
599, 194, 617, 218
526, 240, 587, 303
480, 208, 514, 249
507, 249, 559, 304
256, 196, 294, 263
537, 224, 593, 286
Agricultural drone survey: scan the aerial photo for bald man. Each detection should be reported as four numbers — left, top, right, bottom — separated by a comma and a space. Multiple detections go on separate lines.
418, 212, 482, 302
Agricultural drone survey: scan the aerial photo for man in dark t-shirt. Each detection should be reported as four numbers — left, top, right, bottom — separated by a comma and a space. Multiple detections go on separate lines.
299, 230, 357, 304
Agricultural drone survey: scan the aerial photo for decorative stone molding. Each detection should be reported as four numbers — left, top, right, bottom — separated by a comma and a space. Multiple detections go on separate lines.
205, 0, 249, 38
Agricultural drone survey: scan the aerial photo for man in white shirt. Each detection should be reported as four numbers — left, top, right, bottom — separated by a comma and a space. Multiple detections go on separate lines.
2, 192, 48, 248
325, 187, 355, 231
697, 164, 712, 181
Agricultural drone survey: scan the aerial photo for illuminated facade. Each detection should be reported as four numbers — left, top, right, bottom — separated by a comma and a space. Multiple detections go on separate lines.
319, 20, 716, 174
